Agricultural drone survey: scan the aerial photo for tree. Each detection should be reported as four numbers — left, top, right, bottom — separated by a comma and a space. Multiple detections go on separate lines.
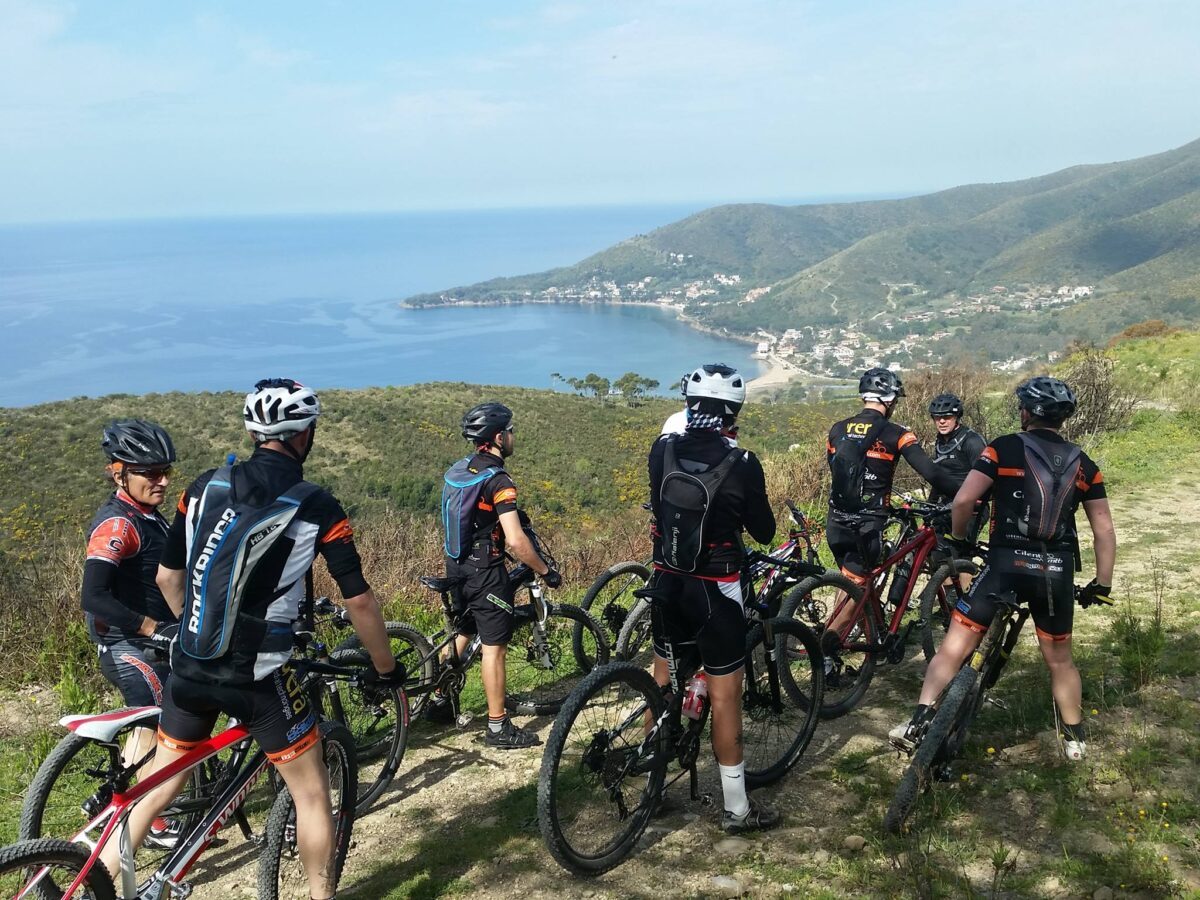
613, 372, 660, 404
581, 373, 611, 399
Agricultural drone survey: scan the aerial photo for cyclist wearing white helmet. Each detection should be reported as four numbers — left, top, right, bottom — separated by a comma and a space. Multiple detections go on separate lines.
647, 364, 779, 833
100, 379, 400, 900
661, 371, 738, 445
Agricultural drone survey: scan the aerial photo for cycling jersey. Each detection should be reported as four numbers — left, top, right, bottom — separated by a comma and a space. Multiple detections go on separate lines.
972, 429, 1106, 553
928, 425, 987, 504
648, 431, 775, 578
445, 450, 521, 646
825, 410, 959, 514
161, 447, 368, 686
82, 490, 174, 644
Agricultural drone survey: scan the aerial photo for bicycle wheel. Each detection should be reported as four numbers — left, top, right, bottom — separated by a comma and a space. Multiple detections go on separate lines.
258, 722, 357, 900
0, 838, 116, 900
538, 662, 668, 876
779, 573, 877, 719
576, 561, 650, 666
507, 604, 610, 716
614, 598, 654, 667
884, 666, 978, 834
742, 619, 823, 787
333, 621, 438, 716
918, 559, 980, 662
319, 648, 410, 814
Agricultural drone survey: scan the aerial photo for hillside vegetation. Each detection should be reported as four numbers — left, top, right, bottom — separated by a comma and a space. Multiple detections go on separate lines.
409, 138, 1200, 361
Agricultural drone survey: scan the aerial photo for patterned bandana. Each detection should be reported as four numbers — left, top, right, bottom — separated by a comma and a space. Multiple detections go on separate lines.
685, 410, 725, 432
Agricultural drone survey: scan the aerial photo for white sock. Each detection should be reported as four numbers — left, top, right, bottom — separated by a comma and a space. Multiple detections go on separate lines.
719, 762, 749, 817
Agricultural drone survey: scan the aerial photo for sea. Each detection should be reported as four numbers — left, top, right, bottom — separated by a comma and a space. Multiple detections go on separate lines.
0, 207, 767, 408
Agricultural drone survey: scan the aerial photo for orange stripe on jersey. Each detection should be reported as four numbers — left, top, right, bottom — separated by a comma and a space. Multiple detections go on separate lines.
477, 500, 494, 511
897, 431, 917, 450
1092, 470, 1104, 484
86, 516, 141, 564
997, 467, 1024, 477
866, 450, 894, 461
981, 446, 999, 463
493, 487, 517, 504
176, 490, 188, 515
826, 440, 835, 454
321, 518, 354, 544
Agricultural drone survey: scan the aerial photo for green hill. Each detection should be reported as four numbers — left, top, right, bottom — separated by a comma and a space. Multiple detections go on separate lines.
408, 138, 1200, 364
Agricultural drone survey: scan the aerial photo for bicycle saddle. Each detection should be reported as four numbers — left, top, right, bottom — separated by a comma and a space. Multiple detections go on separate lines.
420, 575, 465, 593
632, 584, 671, 605
61, 707, 160, 742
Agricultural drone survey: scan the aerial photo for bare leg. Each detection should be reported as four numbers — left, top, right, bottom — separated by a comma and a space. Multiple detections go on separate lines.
121, 726, 157, 773
480, 643, 508, 719
707, 668, 745, 766
99, 742, 191, 880
917, 620, 983, 706
1038, 635, 1082, 725
274, 740, 336, 900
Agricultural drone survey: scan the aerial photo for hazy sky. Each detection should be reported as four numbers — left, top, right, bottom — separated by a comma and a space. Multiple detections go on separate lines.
3, 0, 1199, 223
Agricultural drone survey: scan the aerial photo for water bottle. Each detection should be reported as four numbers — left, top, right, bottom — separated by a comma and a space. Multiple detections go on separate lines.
681, 672, 708, 720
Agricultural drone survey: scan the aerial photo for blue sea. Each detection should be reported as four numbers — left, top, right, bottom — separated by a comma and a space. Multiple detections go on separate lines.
0, 207, 766, 407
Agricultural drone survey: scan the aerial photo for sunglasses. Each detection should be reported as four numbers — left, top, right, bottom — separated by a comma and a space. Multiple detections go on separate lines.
126, 466, 173, 481
931, 414, 958, 421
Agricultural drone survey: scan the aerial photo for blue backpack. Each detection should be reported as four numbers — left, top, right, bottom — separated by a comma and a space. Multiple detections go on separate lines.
180, 466, 320, 661
442, 457, 504, 560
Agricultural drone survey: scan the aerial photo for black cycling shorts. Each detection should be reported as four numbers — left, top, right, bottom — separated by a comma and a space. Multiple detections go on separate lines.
649, 569, 747, 677
952, 548, 1075, 641
97, 640, 168, 707
825, 514, 883, 583
157, 661, 319, 765
450, 562, 516, 646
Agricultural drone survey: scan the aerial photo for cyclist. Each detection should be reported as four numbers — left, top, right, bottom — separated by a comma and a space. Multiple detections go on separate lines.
926, 393, 986, 507
434, 402, 562, 749
647, 363, 779, 833
83, 419, 179, 847
822, 369, 960, 653
660, 373, 690, 435
100, 379, 400, 900
890, 376, 1115, 761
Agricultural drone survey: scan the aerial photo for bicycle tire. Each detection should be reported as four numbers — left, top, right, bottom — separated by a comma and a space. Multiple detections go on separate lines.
538, 661, 668, 876
0, 837, 116, 900
884, 666, 978, 834
257, 721, 357, 900
507, 604, 610, 716
321, 647, 410, 815
613, 597, 653, 666
19, 721, 210, 882
778, 572, 877, 719
918, 559, 980, 662
742, 619, 823, 787
575, 561, 650, 666
333, 621, 438, 716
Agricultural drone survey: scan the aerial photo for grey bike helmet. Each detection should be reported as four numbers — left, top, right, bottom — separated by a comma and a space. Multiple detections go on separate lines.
102, 419, 176, 466
1015, 376, 1076, 421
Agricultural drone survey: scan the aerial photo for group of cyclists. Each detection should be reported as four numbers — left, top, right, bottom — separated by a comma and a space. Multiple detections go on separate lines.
73, 361, 1116, 893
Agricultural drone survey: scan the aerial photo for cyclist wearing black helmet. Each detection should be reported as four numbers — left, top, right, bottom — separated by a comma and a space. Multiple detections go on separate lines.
438, 402, 562, 749
82, 420, 179, 847
891, 376, 1115, 762
648, 364, 779, 833
927, 392, 987, 541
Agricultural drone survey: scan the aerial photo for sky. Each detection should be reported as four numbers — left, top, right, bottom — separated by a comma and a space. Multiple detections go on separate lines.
2, 0, 1199, 223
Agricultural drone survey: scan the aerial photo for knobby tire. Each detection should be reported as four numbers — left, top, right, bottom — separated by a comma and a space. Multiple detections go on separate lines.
0, 838, 116, 900
575, 561, 650, 667
613, 597, 653, 667
918, 559, 979, 662
333, 621, 437, 717
506, 603, 610, 716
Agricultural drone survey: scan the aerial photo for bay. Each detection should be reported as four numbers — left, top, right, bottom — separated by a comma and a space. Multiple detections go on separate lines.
0, 207, 764, 407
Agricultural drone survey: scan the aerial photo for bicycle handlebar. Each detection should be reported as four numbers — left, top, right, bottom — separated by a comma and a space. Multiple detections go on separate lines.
744, 548, 824, 580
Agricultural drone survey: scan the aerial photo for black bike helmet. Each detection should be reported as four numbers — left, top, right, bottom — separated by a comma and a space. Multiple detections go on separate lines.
102, 419, 176, 466
461, 402, 514, 443
859, 367, 905, 401
929, 393, 965, 418
1015, 376, 1077, 421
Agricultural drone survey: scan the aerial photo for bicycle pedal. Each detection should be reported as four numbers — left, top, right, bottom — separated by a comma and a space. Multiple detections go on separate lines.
984, 697, 1008, 711
170, 881, 194, 898
455, 712, 475, 728
697, 792, 714, 807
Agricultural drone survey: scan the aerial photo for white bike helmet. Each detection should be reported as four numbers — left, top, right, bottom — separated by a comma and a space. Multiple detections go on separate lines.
243, 378, 321, 440
684, 363, 746, 421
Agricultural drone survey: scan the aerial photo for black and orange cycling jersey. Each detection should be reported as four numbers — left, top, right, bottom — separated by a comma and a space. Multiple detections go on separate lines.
825, 409, 958, 513
456, 450, 519, 562
973, 429, 1106, 552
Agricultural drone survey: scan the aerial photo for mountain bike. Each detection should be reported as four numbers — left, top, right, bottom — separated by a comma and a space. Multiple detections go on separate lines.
537, 577, 823, 876
613, 500, 824, 666
777, 499, 978, 719
21, 599, 406, 856
336, 525, 609, 722
6, 659, 359, 900
577, 500, 823, 666
884, 585, 1112, 833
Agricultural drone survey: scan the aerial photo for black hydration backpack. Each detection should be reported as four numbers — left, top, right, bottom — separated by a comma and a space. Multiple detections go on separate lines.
441, 457, 504, 560
828, 418, 887, 513
1014, 432, 1082, 544
658, 436, 742, 573
180, 466, 320, 661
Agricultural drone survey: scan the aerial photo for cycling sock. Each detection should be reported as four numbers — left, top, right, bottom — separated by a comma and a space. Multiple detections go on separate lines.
488, 715, 507, 734
1061, 720, 1086, 742
719, 763, 749, 817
